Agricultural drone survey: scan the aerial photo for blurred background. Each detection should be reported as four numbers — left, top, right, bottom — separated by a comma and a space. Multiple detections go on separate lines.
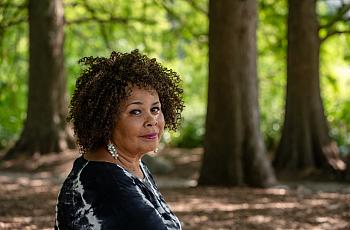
0, 0, 350, 229
1, 0, 350, 156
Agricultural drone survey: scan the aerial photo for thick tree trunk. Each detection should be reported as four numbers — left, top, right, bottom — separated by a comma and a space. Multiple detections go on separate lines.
5, 0, 75, 159
273, 0, 345, 175
198, 0, 276, 187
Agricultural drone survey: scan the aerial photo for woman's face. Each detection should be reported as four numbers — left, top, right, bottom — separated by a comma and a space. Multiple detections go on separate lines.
112, 87, 165, 156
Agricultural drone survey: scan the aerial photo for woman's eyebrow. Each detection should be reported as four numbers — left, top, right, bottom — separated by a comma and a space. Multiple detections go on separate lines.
127, 101, 143, 106
126, 101, 160, 107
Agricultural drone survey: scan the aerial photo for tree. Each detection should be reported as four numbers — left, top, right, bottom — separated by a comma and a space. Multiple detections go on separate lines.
198, 0, 276, 187
2, 0, 205, 158
273, 0, 347, 175
5, 0, 75, 158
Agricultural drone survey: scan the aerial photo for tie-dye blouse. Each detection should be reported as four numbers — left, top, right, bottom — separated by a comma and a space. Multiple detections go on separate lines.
55, 156, 181, 230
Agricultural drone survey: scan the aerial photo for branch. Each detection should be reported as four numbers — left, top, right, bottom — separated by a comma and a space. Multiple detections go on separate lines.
63, 2, 79, 8
0, 19, 27, 29
66, 16, 156, 25
183, 0, 208, 16
0, 3, 27, 8
319, 4, 350, 30
66, 0, 156, 26
344, 16, 350, 22
321, 29, 350, 42
99, 24, 111, 50
0, 0, 27, 29
152, 0, 207, 43
154, 0, 183, 23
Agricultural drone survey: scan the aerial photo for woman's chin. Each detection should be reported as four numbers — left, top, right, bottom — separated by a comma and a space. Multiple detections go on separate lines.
143, 145, 158, 154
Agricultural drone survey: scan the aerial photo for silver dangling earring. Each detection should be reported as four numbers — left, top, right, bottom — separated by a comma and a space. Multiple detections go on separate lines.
107, 141, 118, 160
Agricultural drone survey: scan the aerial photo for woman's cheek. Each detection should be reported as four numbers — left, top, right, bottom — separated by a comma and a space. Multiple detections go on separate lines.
157, 113, 165, 136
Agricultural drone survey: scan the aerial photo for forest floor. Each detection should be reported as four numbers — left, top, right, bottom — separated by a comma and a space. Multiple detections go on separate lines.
0, 148, 349, 230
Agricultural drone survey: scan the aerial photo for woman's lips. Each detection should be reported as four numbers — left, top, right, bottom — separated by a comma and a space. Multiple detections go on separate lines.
140, 133, 158, 140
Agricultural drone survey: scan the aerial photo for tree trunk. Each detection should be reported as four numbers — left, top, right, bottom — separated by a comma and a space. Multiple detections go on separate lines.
273, 0, 345, 175
5, 0, 75, 159
198, 0, 276, 187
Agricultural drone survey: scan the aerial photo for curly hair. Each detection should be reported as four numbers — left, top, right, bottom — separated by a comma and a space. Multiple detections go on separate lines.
68, 50, 184, 153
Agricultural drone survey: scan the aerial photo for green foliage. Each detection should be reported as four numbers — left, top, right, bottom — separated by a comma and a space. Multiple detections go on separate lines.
258, 0, 350, 153
0, 0, 28, 147
0, 0, 208, 149
320, 33, 350, 156
64, 0, 208, 148
0, 0, 349, 152
0, 23, 28, 149
258, 0, 287, 150
168, 92, 206, 148
168, 115, 205, 148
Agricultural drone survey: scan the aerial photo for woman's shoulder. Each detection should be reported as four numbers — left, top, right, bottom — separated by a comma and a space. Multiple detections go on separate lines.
75, 156, 137, 188
140, 161, 158, 187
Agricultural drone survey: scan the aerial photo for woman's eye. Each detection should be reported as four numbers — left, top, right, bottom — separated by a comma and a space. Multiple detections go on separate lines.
151, 107, 160, 113
130, 109, 141, 115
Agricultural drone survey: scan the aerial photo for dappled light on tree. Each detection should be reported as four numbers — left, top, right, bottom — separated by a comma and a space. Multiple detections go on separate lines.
322, 141, 346, 170
198, 0, 276, 188
273, 0, 348, 178
3, 0, 75, 159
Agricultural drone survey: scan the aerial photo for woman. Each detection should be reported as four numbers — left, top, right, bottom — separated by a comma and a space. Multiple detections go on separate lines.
55, 50, 184, 230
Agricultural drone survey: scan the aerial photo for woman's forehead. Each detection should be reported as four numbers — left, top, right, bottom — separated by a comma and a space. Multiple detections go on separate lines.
126, 86, 158, 99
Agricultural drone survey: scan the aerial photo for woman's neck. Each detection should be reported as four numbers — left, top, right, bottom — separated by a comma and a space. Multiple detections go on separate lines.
115, 152, 144, 177
84, 146, 144, 179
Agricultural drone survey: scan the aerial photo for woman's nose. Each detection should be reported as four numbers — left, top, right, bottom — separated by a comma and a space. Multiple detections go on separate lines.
145, 114, 158, 127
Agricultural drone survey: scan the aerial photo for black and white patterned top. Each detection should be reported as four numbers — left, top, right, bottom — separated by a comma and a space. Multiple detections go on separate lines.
55, 156, 181, 230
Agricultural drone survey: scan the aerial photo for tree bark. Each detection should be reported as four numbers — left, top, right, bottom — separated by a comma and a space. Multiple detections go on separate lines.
273, 0, 346, 175
5, 0, 75, 158
198, 0, 276, 187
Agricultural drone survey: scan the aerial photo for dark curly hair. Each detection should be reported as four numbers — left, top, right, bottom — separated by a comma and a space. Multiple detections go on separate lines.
68, 50, 184, 153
